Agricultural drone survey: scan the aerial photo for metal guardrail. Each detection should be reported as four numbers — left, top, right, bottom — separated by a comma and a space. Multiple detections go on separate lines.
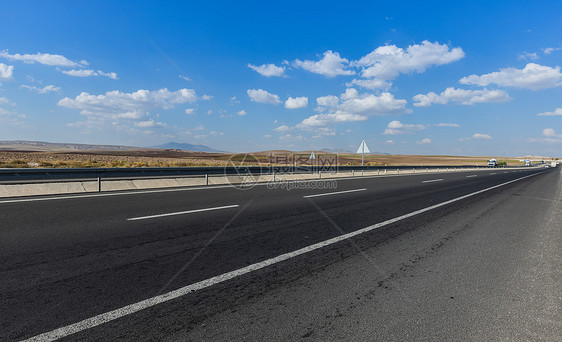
0, 164, 524, 185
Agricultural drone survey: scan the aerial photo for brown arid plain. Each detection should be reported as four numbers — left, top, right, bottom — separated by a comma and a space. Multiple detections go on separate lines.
0, 148, 533, 169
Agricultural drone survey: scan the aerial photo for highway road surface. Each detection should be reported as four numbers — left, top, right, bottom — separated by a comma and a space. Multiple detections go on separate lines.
1, 167, 560, 341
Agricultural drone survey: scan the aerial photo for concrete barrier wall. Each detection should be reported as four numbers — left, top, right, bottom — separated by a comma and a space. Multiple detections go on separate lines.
0, 166, 541, 198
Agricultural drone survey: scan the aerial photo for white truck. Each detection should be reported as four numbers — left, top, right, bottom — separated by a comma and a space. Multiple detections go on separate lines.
488, 158, 498, 167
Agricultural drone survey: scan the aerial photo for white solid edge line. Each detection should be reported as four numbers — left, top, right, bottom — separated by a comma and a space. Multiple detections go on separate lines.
422, 179, 444, 183
127, 205, 239, 221
22, 171, 545, 342
466, 175, 478, 178
0, 184, 237, 204
489, 173, 496, 175
0, 167, 538, 204
303, 188, 367, 198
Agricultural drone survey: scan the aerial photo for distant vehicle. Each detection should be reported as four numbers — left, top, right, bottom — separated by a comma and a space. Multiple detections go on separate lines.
488, 158, 498, 167
551, 161, 557, 167
525, 160, 531, 166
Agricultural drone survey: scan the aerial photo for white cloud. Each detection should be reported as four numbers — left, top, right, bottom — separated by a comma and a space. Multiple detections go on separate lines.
185, 108, 195, 115
319, 88, 409, 115
385, 140, 394, 144
237, 109, 247, 116
417, 138, 432, 144
0, 50, 85, 67
97, 70, 118, 79
413, 87, 511, 106
434, 123, 460, 127
0, 98, 26, 126
537, 107, 562, 116
134, 119, 166, 128
229, 96, 240, 104
518, 52, 539, 61
543, 128, 562, 138
0, 63, 14, 80
61, 69, 97, 77
316, 95, 340, 110
274, 125, 293, 132
279, 133, 304, 141
0, 97, 13, 105
340, 90, 409, 115
58, 88, 196, 127
285, 96, 308, 109
292, 41, 463, 89
294, 50, 355, 77
345, 78, 391, 90
312, 127, 336, 138
529, 128, 562, 143
460, 133, 493, 141
247, 88, 281, 104
299, 88, 409, 130
248, 63, 286, 77
459, 63, 562, 90
383, 120, 427, 135
297, 112, 368, 129
20, 84, 61, 94
353, 41, 464, 80
61, 69, 118, 79
543, 47, 562, 55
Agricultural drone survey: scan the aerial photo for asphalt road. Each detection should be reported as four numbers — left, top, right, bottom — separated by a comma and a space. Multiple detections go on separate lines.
1, 167, 560, 341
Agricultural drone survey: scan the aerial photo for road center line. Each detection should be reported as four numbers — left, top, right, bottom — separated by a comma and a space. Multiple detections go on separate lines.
126, 205, 239, 221
22, 171, 546, 342
422, 179, 444, 183
466, 175, 478, 178
303, 188, 366, 198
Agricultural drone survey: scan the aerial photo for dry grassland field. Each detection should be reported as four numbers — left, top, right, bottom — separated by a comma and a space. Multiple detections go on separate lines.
0, 148, 530, 169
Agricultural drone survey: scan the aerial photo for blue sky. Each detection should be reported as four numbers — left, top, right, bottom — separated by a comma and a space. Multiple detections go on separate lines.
1, 0, 561, 156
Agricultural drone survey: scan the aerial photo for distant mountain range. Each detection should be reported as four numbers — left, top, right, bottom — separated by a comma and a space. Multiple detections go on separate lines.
0, 140, 223, 153
0, 140, 140, 151
149, 142, 223, 153
0, 140, 385, 154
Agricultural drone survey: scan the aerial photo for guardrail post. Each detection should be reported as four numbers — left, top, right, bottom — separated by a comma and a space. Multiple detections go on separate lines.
361, 169, 364, 176
378, 169, 380, 175
319, 171, 322, 179
98, 177, 101, 192
413, 168, 415, 174
205, 174, 209, 185
352, 170, 354, 177
273, 171, 276, 182
384, 169, 387, 175
397, 169, 400, 175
